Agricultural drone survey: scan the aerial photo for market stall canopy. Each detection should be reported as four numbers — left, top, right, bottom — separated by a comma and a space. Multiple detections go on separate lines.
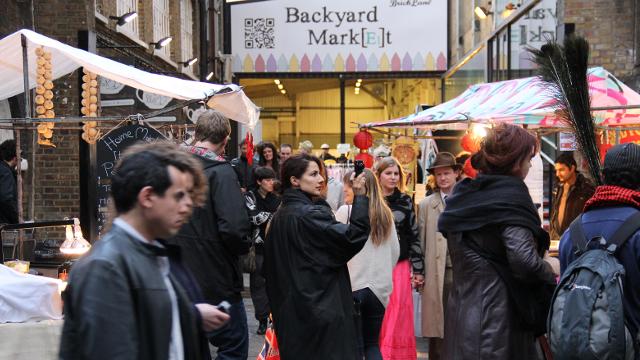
0, 29, 259, 128
361, 67, 640, 130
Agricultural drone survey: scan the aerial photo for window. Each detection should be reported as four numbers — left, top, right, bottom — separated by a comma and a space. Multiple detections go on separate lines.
117, 0, 139, 38
153, 0, 171, 58
180, 0, 194, 74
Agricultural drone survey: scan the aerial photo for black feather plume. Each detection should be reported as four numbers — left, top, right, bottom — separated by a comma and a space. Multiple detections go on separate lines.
528, 36, 602, 185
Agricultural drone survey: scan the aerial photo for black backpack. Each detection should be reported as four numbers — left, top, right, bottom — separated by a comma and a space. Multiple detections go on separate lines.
548, 211, 640, 360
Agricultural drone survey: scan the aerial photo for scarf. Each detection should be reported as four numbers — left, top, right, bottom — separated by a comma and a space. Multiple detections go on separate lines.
438, 174, 549, 248
182, 145, 225, 161
584, 185, 640, 212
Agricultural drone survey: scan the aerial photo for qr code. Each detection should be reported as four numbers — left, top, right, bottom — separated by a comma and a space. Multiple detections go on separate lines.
244, 18, 275, 49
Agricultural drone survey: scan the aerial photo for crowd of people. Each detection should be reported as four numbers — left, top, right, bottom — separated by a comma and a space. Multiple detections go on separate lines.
57, 109, 640, 360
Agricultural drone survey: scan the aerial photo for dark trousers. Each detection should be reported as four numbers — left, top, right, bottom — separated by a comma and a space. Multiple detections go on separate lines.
353, 288, 385, 360
250, 253, 270, 321
428, 267, 453, 360
208, 299, 249, 360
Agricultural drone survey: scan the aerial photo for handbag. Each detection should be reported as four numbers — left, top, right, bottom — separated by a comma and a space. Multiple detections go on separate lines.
257, 315, 280, 360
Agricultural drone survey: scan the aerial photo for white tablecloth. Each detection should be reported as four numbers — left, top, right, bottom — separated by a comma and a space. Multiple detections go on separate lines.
0, 320, 63, 360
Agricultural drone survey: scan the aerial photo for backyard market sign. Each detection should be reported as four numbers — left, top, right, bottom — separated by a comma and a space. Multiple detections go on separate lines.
230, 0, 447, 73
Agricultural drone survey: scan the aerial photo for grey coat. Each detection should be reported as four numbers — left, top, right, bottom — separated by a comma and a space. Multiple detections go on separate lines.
443, 225, 556, 360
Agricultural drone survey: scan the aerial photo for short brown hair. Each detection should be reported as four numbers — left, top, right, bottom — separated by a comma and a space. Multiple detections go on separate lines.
471, 123, 539, 177
194, 109, 231, 144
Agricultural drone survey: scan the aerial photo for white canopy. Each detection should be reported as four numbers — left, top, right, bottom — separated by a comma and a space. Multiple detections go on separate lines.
0, 29, 259, 128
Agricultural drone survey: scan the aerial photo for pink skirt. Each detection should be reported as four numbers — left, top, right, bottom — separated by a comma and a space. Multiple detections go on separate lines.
379, 260, 417, 360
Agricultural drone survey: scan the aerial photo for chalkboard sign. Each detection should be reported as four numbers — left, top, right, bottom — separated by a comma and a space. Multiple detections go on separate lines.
96, 124, 165, 238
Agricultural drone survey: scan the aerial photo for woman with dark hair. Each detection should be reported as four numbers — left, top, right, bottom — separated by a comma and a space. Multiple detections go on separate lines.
263, 154, 371, 359
374, 156, 424, 360
438, 123, 559, 359
259, 142, 280, 179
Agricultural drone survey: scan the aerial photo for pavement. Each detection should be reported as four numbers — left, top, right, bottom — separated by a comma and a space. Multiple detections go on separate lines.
209, 274, 428, 359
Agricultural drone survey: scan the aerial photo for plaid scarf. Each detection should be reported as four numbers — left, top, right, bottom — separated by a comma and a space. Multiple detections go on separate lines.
583, 185, 640, 212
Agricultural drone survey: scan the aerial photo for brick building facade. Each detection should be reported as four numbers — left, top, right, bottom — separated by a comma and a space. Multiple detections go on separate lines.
1, 0, 226, 241
558, 0, 640, 87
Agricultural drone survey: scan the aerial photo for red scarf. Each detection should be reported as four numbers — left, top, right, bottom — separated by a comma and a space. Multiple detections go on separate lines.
583, 185, 640, 212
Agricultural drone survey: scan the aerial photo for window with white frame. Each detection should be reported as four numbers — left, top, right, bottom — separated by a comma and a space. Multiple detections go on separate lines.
117, 0, 139, 38
153, 0, 171, 58
180, 0, 195, 73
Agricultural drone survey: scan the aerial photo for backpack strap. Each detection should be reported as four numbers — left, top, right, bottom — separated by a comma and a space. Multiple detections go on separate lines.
608, 211, 640, 254
569, 214, 588, 255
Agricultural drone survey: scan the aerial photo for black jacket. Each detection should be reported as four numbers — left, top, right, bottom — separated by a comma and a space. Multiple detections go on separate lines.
230, 155, 256, 190
170, 154, 251, 304
59, 225, 205, 360
264, 189, 370, 360
0, 161, 17, 224
550, 173, 595, 240
385, 188, 424, 274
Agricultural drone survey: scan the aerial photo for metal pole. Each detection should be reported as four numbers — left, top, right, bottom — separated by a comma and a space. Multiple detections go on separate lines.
340, 75, 345, 143
18, 34, 30, 225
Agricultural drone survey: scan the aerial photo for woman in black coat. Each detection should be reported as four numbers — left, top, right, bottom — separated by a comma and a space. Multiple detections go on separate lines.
263, 153, 370, 360
438, 124, 559, 360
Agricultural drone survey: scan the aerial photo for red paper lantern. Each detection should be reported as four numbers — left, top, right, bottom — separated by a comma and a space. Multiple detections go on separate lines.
461, 133, 481, 153
353, 129, 373, 150
355, 152, 374, 168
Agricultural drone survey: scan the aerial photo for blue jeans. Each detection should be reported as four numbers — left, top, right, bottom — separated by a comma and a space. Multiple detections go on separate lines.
353, 288, 385, 360
208, 299, 249, 360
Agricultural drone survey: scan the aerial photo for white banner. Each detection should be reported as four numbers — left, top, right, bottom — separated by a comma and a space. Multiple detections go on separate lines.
230, 0, 447, 73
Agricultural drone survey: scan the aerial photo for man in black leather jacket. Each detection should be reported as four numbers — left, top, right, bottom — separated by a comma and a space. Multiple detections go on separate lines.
60, 142, 229, 360
172, 109, 252, 359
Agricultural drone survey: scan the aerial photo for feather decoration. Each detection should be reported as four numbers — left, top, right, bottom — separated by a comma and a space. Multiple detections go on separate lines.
528, 36, 602, 185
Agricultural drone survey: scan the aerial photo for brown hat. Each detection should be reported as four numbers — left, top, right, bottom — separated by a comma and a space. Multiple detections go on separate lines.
428, 152, 462, 174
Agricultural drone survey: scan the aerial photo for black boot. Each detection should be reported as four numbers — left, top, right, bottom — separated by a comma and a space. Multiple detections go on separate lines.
256, 319, 267, 335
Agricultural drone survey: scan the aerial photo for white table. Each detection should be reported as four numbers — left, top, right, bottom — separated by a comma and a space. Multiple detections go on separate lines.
0, 320, 63, 360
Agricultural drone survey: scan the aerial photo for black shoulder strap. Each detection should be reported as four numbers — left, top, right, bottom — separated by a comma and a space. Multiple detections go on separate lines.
609, 211, 640, 253
569, 214, 588, 253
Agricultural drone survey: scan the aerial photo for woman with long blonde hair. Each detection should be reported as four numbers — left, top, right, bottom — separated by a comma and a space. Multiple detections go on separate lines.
375, 156, 424, 360
335, 169, 399, 359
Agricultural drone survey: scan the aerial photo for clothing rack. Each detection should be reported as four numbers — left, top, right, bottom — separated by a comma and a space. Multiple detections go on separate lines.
326, 163, 354, 184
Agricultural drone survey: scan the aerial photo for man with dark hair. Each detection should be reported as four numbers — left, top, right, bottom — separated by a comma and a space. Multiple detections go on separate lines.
559, 143, 640, 345
279, 143, 292, 164
245, 166, 281, 335
174, 109, 252, 360
0, 139, 18, 224
550, 152, 595, 240
231, 139, 256, 192
60, 142, 230, 360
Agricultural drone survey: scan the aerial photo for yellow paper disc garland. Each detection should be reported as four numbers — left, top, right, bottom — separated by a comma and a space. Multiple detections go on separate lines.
81, 69, 101, 144
35, 47, 55, 147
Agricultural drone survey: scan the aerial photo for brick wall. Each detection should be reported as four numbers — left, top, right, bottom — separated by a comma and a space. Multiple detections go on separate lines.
560, 0, 637, 82
28, 0, 95, 224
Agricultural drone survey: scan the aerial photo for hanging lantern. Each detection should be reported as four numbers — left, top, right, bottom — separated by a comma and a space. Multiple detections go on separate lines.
355, 152, 374, 168
353, 129, 373, 150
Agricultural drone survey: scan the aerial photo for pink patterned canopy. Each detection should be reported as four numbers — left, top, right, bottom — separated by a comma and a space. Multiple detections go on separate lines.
362, 67, 640, 130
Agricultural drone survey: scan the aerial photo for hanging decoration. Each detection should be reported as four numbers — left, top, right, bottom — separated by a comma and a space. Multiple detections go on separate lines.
529, 36, 602, 185
245, 131, 254, 165
80, 68, 101, 144
34, 46, 56, 147
353, 129, 374, 168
